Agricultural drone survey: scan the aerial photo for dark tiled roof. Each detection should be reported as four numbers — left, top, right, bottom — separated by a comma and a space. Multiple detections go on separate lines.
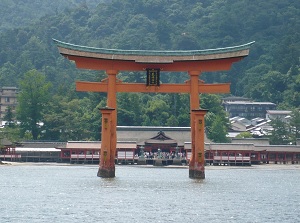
145, 131, 177, 145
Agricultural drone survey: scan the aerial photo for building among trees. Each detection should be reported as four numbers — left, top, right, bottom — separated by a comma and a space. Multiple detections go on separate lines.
0, 87, 18, 121
266, 110, 292, 123
222, 96, 276, 119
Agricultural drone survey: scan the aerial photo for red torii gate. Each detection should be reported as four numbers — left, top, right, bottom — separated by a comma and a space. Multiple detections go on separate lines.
54, 39, 254, 179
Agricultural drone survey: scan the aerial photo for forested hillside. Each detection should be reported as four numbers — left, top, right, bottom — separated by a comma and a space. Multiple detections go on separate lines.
0, 0, 101, 31
0, 0, 299, 141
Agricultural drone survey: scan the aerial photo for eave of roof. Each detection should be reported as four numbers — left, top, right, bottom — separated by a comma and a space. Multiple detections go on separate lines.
53, 39, 254, 57
117, 126, 191, 131
224, 101, 276, 105
266, 110, 292, 115
53, 39, 254, 64
145, 139, 177, 145
59, 141, 137, 149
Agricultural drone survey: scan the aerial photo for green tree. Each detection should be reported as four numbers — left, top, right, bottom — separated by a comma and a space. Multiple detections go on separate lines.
41, 94, 66, 140
142, 99, 170, 126
173, 93, 190, 126
3, 106, 15, 126
207, 115, 230, 143
238, 64, 271, 99
289, 109, 300, 144
0, 62, 18, 87
269, 118, 291, 145
236, 132, 253, 139
43, 95, 101, 141
282, 71, 300, 108
261, 71, 288, 104
0, 125, 21, 145
201, 94, 230, 142
16, 69, 52, 140
117, 93, 143, 126
166, 115, 179, 127
1, 106, 20, 144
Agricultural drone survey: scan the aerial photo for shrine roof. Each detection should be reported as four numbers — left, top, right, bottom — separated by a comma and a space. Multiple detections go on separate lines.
144, 131, 178, 145
53, 39, 254, 57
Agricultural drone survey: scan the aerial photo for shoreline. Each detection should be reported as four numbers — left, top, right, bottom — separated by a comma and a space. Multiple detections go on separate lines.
1, 161, 300, 170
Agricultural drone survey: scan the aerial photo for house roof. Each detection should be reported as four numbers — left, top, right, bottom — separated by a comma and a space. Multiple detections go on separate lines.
15, 147, 59, 152
0, 138, 13, 146
144, 131, 177, 145
58, 141, 137, 150
223, 101, 276, 105
256, 145, 300, 152
266, 110, 292, 115
222, 96, 252, 102
117, 126, 194, 146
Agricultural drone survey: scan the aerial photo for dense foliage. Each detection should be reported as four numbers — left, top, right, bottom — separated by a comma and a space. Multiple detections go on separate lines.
16, 70, 52, 140
269, 109, 300, 145
0, 0, 299, 141
0, 0, 100, 31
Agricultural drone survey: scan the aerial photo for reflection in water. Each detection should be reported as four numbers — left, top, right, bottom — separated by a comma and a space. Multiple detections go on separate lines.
0, 165, 300, 222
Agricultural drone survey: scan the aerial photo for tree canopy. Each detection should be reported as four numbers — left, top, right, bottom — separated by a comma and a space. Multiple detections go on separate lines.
16, 70, 52, 140
0, 0, 299, 142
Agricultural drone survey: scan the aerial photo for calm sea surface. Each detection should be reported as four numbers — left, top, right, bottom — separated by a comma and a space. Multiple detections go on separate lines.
0, 164, 299, 223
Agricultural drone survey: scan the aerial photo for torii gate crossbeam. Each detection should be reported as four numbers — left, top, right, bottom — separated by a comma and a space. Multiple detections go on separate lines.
76, 81, 230, 94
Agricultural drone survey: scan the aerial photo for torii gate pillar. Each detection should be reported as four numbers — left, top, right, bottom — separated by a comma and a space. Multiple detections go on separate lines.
98, 107, 115, 178
189, 109, 208, 179
97, 70, 118, 178
188, 71, 208, 179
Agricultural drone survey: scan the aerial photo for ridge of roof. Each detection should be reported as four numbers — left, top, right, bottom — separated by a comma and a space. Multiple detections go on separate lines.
53, 38, 255, 57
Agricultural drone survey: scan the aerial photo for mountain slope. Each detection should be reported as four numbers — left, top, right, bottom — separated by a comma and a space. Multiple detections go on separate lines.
0, 0, 100, 31
0, 0, 299, 106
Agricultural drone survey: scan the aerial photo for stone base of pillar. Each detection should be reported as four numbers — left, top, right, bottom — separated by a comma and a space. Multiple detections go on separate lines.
97, 167, 115, 178
154, 159, 163, 166
189, 168, 205, 179
172, 159, 182, 165
137, 159, 147, 165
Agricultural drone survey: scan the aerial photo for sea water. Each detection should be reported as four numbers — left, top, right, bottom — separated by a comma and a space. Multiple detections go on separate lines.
0, 164, 299, 223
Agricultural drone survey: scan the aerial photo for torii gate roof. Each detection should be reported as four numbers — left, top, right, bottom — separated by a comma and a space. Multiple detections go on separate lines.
53, 39, 254, 72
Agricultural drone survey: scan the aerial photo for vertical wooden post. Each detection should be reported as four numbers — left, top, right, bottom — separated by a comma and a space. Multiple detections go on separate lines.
188, 71, 201, 178
98, 107, 115, 178
107, 69, 118, 164
98, 69, 118, 178
190, 109, 208, 179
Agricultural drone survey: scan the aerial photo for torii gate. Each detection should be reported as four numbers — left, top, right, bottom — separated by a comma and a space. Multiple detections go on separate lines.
53, 39, 254, 179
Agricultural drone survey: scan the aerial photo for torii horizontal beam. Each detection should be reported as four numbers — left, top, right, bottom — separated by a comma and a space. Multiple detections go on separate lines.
76, 81, 231, 94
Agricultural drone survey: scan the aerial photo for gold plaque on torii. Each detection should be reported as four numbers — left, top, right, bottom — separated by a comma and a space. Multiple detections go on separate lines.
146, 68, 160, 86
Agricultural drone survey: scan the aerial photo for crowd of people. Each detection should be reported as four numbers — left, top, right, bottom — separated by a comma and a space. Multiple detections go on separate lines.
135, 151, 186, 160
